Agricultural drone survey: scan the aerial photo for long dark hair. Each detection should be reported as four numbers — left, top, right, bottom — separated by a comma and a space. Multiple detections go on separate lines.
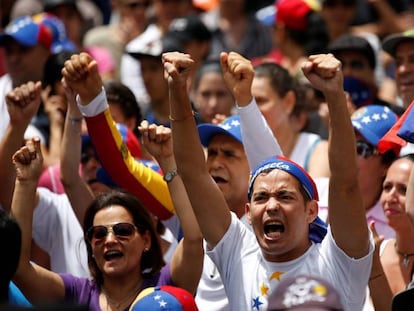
83, 190, 165, 287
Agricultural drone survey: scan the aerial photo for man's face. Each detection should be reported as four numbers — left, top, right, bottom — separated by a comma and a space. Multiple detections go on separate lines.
140, 57, 168, 104
247, 169, 315, 262
206, 134, 250, 217
336, 50, 375, 88
394, 41, 414, 108
4, 39, 50, 87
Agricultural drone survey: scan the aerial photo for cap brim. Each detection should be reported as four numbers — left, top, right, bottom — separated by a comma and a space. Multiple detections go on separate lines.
197, 123, 241, 147
382, 34, 414, 56
127, 52, 161, 60
353, 126, 379, 146
0, 32, 37, 47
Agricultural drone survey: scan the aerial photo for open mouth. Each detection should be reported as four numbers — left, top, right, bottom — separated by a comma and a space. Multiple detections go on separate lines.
264, 222, 285, 238
212, 176, 227, 184
104, 250, 123, 261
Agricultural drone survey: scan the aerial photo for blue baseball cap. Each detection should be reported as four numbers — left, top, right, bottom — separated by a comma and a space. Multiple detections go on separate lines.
129, 285, 198, 311
0, 13, 76, 53
197, 115, 242, 147
351, 105, 398, 146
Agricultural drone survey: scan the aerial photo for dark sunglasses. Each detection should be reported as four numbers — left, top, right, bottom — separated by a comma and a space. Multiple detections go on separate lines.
323, 0, 356, 8
124, 1, 150, 9
339, 59, 367, 70
356, 140, 378, 158
86, 222, 138, 242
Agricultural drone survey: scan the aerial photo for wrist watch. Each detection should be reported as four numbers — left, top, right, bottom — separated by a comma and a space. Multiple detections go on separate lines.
163, 169, 178, 183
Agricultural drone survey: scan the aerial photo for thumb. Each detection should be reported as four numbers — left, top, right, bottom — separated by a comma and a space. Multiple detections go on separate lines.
369, 220, 378, 237
88, 60, 100, 77
220, 52, 229, 73
33, 137, 43, 162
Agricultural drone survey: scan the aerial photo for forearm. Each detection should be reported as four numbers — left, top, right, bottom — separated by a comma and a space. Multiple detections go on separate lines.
11, 180, 37, 271
170, 240, 203, 295
60, 112, 83, 187
156, 156, 202, 242
170, 80, 231, 247
237, 99, 283, 169
369, 273, 393, 311
170, 83, 208, 178
0, 125, 26, 210
44, 122, 64, 168
61, 107, 94, 223
326, 90, 358, 183
326, 89, 369, 256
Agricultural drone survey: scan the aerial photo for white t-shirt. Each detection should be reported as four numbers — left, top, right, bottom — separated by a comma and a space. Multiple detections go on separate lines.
208, 213, 374, 311
0, 73, 46, 144
33, 187, 90, 278
0, 74, 12, 142
195, 216, 251, 311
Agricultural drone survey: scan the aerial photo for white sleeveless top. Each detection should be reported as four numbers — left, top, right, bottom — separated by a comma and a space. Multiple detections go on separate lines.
290, 132, 321, 171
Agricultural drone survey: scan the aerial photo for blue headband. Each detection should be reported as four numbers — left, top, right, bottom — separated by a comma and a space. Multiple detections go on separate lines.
248, 155, 319, 201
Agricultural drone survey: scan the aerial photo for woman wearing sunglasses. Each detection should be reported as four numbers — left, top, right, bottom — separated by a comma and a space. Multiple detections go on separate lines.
11, 137, 202, 310
9, 80, 203, 310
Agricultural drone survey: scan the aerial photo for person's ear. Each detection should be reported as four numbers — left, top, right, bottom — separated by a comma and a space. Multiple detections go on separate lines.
306, 200, 319, 224
245, 202, 252, 225
283, 90, 296, 115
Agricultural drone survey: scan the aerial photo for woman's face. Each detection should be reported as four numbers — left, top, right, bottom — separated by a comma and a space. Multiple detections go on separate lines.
89, 205, 151, 279
380, 158, 413, 228
193, 71, 234, 123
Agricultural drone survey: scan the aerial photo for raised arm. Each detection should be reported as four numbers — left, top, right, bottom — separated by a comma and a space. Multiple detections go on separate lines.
62, 53, 175, 220
138, 120, 203, 294
39, 86, 66, 169
220, 52, 283, 169
302, 54, 370, 258
0, 82, 41, 211
11, 138, 65, 303
164, 52, 230, 248
60, 81, 94, 224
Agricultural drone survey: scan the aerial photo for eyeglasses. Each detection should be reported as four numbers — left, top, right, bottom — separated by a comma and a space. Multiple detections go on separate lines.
356, 140, 378, 158
323, 0, 356, 8
123, 1, 150, 9
339, 59, 367, 71
86, 222, 138, 242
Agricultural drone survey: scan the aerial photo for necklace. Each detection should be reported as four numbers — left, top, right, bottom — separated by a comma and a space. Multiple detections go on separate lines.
102, 281, 142, 310
394, 242, 414, 267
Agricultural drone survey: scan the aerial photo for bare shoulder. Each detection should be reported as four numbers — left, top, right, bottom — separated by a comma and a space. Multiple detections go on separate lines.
308, 139, 330, 178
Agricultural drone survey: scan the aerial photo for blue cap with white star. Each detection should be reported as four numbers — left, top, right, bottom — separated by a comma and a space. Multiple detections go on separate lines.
129, 285, 198, 311
351, 105, 398, 146
197, 115, 242, 147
